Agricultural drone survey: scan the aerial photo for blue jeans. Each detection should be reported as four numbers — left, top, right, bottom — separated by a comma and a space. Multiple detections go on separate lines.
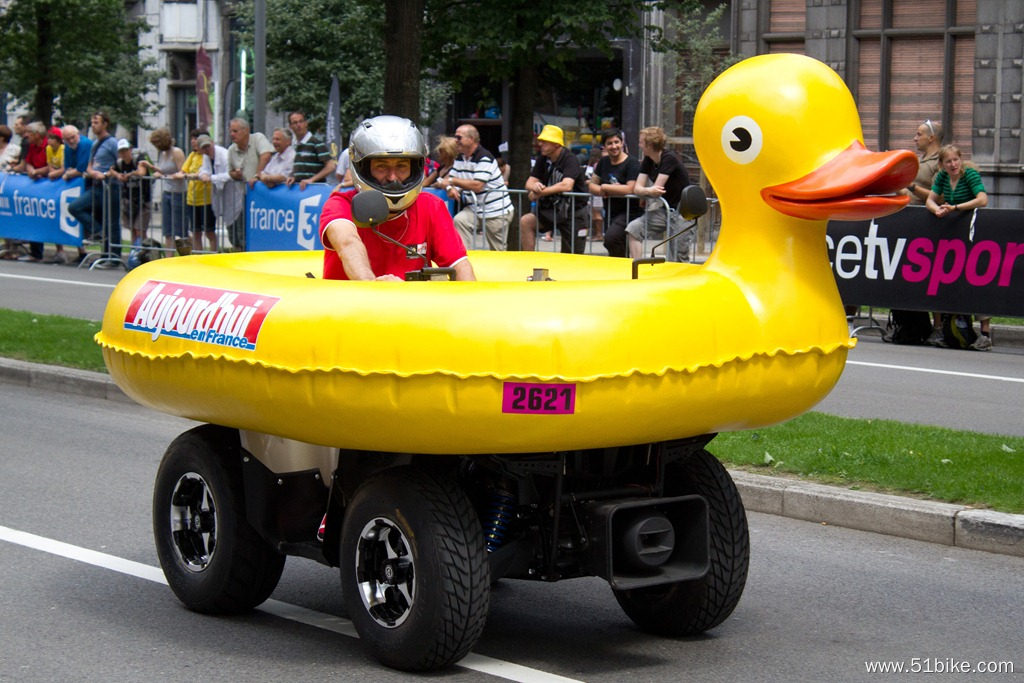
70, 180, 121, 255
161, 192, 187, 239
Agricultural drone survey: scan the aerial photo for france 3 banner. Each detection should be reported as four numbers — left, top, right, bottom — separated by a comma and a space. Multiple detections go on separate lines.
0, 173, 84, 244
245, 182, 333, 252
827, 205, 1023, 316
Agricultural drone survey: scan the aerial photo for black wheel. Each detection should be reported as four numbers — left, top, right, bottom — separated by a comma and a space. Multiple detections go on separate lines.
153, 424, 285, 614
614, 448, 749, 636
340, 467, 490, 671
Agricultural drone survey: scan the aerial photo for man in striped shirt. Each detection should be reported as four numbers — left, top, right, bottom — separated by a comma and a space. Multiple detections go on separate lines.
287, 110, 337, 190
445, 124, 514, 250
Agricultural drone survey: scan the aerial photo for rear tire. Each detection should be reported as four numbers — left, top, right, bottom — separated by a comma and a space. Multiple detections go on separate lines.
340, 467, 490, 671
153, 424, 285, 614
613, 448, 749, 635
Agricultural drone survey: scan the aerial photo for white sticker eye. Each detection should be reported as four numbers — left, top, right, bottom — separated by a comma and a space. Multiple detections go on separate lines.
721, 115, 763, 165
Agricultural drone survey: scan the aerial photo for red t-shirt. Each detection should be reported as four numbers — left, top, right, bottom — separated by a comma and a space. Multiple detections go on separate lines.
25, 142, 48, 170
319, 189, 468, 280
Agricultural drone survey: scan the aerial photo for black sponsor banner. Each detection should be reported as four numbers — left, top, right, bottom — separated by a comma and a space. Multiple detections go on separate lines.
827, 205, 1024, 316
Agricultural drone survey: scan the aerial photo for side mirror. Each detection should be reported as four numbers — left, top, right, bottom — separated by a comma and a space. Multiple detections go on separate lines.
351, 190, 390, 227
677, 185, 708, 221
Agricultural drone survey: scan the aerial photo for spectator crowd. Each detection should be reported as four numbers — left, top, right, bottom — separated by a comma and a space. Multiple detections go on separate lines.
3, 111, 995, 353
0, 109, 338, 266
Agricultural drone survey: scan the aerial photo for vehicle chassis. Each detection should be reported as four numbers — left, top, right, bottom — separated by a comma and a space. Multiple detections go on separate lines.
152, 423, 749, 671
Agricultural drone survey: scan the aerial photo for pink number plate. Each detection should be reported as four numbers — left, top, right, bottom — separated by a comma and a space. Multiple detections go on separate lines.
501, 382, 577, 415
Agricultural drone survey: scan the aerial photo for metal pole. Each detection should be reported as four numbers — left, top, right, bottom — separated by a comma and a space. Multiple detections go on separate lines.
253, 0, 267, 134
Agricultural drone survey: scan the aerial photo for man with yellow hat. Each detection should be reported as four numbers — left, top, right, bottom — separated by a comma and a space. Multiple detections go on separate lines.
519, 124, 588, 253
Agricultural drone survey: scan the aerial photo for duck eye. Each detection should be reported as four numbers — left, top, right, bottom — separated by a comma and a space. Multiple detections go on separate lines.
721, 115, 763, 165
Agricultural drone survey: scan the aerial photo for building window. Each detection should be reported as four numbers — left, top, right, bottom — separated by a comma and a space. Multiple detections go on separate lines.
852, 0, 976, 156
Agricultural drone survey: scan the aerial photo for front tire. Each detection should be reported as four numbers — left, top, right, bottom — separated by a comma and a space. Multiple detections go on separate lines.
153, 424, 285, 614
340, 467, 490, 671
614, 448, 749, 635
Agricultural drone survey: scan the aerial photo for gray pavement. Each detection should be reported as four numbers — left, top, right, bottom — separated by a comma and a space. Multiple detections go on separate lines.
1, 355, 1021, 558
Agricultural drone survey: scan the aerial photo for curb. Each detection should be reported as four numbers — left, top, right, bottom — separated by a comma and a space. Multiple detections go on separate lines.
3, 357, 1022, 558
993, 323, 1024, 349
730, 470, 1024, 558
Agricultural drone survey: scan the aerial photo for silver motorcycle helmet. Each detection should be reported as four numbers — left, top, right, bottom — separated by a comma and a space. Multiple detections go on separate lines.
349, 115, 427, 214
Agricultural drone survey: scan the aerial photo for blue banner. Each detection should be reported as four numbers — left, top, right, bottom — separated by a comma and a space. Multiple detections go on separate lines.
245, 182, 332, 251
0, 173, 85, 245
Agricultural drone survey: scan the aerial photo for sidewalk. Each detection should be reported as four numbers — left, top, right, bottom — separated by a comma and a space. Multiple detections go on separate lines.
848, 310, 1024, 349
1, 356, 1021, 558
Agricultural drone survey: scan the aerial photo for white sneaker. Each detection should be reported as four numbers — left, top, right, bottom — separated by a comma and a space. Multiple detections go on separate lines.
970, 334, 992, 351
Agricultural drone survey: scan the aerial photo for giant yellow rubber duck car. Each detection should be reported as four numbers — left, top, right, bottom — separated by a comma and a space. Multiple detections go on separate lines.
97, 54, 916, 671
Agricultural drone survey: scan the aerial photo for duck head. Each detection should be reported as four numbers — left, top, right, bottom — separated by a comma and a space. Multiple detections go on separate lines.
694, 54, 917, 225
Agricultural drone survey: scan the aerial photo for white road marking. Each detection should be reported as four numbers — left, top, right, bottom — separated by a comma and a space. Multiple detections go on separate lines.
0, 524, 583, 683
0, 272, 116, 289
847, 360, 1024, 384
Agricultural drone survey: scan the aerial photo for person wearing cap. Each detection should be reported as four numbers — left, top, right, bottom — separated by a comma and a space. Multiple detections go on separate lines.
318, 114, 474, 281
183, 129, 217, 252
519, 124, 588, 254
197, 134, 244, 246
45, 126, 64, 175
109, 138, 152, 245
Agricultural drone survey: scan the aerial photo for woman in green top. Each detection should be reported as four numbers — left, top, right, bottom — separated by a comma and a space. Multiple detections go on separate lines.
925, 144, 993, 350
926, 144, 987, 217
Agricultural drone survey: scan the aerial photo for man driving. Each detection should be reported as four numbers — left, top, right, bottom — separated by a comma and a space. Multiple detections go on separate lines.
319, 115, 475, 281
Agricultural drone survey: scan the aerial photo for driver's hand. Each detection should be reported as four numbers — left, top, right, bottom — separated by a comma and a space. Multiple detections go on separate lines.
374, 274, 403, 282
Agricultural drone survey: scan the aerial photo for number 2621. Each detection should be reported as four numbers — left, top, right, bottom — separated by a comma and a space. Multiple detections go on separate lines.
501, 382, 576, 415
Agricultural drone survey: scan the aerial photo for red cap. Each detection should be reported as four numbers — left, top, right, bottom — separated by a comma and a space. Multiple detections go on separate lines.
48, 126, 63, 140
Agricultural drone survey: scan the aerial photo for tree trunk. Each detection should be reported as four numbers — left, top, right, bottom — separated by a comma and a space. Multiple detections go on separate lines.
507, 63, 538, 251
33, 2, 54, 124
509, 63, 537, 189
383, 0, 423, 121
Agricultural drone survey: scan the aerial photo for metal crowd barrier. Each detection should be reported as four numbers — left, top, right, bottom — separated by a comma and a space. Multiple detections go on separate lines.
495, 189, 714, 261
80, 179, 720, 269
82, 175, 243, 270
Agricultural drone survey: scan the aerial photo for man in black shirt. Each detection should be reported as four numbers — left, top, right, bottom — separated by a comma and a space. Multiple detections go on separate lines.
626, 126, 690, 260
519, 124, 588, 254
588, 129, 640, 257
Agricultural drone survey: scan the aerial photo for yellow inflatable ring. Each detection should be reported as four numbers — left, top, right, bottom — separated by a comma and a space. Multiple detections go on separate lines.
97, 249, 851, 454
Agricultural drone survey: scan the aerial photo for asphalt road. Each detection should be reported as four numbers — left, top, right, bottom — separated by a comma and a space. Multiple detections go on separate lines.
1, 384, 1021, 682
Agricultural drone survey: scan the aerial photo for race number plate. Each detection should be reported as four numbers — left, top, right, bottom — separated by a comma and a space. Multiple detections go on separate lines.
501, 382, 576, 415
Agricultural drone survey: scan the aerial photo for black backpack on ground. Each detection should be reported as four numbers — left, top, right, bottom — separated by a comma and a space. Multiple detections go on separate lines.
883, 310, 933, 345
941, 314, 978, 350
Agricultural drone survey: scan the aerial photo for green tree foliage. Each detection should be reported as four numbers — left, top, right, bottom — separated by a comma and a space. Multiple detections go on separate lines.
234, 0, 384, 133
0, 0, 160, 126
423, 0, 651, 185
651, 1, 737, 132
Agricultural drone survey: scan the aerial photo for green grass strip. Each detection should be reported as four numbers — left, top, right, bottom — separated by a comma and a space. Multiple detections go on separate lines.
0, 309, 106, 372
710, 412, 1024, 514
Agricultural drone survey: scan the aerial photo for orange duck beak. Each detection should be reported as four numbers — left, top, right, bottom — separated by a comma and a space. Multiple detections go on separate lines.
761, 141, 918, 221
